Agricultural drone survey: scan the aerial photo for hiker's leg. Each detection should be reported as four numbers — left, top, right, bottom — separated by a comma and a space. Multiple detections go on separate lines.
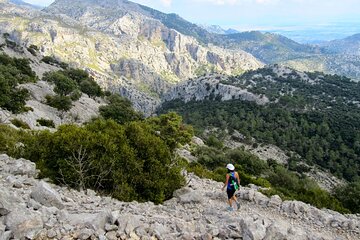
228, 198, 233, 207
227, 189, 236, 208
227, 189, 234, 207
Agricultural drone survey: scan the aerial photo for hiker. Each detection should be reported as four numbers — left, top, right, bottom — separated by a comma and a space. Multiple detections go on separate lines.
222, 163, 241, 211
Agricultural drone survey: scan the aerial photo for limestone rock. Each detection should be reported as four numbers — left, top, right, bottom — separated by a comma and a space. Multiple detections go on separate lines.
0, 154, 38, 177
0, 154, 359, 240
267, 195, 282, 208
191, 136, 205, 146
5, 209, 43, 239
30, 181, 64, 209
176, 189, 203, 204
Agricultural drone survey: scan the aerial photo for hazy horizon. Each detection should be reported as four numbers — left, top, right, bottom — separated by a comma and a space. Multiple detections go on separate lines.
23, 0, 360, 43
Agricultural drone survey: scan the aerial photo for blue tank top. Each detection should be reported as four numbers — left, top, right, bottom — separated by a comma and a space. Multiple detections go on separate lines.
227, 172, 237, 190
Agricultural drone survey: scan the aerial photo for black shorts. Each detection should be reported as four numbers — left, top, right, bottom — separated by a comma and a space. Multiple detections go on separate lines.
227, 188, 236, 199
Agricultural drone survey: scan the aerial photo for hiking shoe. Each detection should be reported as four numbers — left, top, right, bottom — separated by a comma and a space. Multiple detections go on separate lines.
236, 201, 241, 210
227, 206, 234, 211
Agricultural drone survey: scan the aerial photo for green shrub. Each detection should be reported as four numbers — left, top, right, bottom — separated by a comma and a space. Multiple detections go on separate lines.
36, 118, 55, 128
53, 75, 77, 96
43, 69, 103, 99
206, 135, 224, 149
0, 53, 37, 113
21, 118, 187, 203
80, 79, 102, 98
187, 162, 221, 181
70, 90, 82, 101
27, 45, 38, 56
99, 94, 143, 125
45, 95, 72, 111
146, 112, 194, 151
41, 56, 58, 65
267, 166, 349, 213
41, 56, 68, 69
10, 118, 30, 129
5, 39, 17, 49
226, 148, 268, 175
0, 124, 30, 157
334, 181, 360, 213
61, 68, 89, 84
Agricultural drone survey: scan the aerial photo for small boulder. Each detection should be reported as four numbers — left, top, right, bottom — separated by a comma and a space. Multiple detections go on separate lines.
177, 190, 203, 204
0, 155, 38, 178
78, 228, 94, 240
267, 195, 282, 208
5, 209, 43, 239
30, 181, 64, 209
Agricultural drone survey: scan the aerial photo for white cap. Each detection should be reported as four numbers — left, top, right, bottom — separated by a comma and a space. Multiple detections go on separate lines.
226, 163, 235, 171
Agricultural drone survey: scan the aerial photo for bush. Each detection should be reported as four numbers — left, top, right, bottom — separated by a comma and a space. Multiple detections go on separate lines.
36, 118, 55, 128
45, 95, 72, 111
194, 146, 227, 170
62, 68, 89, 84
0, 53, 37, 113
0, 124, 29, 157
43, 72, 77, 96
5, 39, 17, 49
80, 79, 102, 98
70, 90, 82, 101
99, 94, 143, 125
267, 166, 348, 213
54, 75, 77, 96
27, 45, 38, 56
41, 56, 68, 69
22, 118, 187, 203
334, 181, 360, 213
206, 135, 223, 149
10, 118, 30, 129
226, 148, 268, 175
43, 69, 103, 99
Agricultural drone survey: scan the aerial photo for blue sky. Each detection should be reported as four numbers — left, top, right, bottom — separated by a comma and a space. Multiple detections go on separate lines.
24, 0, 360, 40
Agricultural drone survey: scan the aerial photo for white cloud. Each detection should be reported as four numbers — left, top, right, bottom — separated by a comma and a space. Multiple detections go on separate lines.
160, 0, 172, 7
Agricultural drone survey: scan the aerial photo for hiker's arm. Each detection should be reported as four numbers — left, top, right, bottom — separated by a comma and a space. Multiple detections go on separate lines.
236, 172, 241, 186
222, 174, 229, 191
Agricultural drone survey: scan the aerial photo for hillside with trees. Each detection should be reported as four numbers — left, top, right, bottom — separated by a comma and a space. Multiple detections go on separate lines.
160, 66, 360, 213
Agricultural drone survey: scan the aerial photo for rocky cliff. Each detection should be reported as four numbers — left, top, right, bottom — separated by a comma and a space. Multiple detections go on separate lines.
0, 0, 263, 114
163, 73, 269, 105
0, 154, 359, 239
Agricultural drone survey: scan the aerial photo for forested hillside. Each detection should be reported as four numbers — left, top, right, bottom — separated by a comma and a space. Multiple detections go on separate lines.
160, 66, 360, 213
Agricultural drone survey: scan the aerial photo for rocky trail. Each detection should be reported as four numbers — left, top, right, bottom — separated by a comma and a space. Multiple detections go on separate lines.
0, 154, 359, 240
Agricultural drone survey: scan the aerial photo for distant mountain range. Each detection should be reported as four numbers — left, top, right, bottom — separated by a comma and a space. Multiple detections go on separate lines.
2, 0, 360, 86
198, 24, 240, 35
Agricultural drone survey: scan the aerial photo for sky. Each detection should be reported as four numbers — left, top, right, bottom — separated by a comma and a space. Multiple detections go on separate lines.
23, 0, 360, 42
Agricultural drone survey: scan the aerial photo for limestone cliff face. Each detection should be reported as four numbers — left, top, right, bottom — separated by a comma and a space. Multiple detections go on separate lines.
1, 1, 264, 107
0, 0, 263, 112
163, 74, 269, 105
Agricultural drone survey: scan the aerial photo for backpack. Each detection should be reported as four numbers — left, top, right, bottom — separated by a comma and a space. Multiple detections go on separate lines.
228, 172, 239, 190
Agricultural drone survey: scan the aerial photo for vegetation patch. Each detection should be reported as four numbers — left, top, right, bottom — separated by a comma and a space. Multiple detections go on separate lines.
36, 118, 55, 128
10, 118, 30, 129
0, 53, 37, 113
41, 56, 69, 69
187, 144, 348, 213
43, 68, 104, 111
27, 44, 39, 56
